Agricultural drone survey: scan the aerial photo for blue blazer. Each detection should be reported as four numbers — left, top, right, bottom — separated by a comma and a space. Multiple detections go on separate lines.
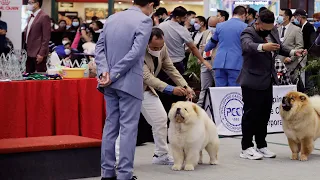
205, 18, 247, 71
95, 6, 153, 100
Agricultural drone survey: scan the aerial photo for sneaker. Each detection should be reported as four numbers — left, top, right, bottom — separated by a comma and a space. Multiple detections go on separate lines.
152, 153, 174, 165
257, 147, 276, 158
240, 147, 263, 160
131, 176, 137, 180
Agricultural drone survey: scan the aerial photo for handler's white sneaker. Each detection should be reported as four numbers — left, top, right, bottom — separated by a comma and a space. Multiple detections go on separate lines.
152, 153, 174, 165
240, 147, 263, 160
257, 147, 276, 158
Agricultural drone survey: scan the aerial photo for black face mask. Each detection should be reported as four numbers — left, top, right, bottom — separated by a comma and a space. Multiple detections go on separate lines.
179, 21, 185, 26
245, 20, 249, 24
159, 18, 164, 24
257, 29, 271, 38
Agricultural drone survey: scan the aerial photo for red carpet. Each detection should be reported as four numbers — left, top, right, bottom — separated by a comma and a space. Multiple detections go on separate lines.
0, 135, 101, 154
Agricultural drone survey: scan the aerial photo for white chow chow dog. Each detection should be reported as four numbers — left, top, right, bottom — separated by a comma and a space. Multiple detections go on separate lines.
168, 101, 219, 171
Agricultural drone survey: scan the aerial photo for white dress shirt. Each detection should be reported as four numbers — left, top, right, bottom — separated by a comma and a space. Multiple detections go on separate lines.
301, 21, 307, 32
26, 9, 41, 44
280, 23, 290, 42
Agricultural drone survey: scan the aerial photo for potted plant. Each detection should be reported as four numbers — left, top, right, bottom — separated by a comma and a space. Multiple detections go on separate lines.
183, 55, 201, 101
304, 55, 320, 95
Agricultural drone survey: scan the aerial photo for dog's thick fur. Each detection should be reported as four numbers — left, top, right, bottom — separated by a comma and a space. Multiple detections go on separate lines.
280, 91, 320, 161
168, 101, 219, 171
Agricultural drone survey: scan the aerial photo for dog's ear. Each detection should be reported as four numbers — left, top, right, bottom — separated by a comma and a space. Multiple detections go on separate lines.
192, 104, 199, 115
300, 96, 306, 102
171, 103, 176, 108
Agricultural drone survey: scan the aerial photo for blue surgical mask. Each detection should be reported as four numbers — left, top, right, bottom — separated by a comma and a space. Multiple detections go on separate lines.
293, 18, 300, 25
276, 16, 284, 25
208, 27, 216, 34
190, 18, 195, 25
314, 22, 320, 29
72, 22, 79, 27
194, 23, 201, 31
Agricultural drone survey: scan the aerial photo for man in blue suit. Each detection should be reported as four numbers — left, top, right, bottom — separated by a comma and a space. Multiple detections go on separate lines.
95, 0, 160, 179
205, 6, 248, 87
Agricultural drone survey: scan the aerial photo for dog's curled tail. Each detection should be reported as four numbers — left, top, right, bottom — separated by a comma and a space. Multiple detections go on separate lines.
310, 95, 320, 116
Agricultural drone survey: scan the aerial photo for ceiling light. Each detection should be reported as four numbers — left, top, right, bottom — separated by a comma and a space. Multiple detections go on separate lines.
118, 2, 122, 4
179, 1, 183, 3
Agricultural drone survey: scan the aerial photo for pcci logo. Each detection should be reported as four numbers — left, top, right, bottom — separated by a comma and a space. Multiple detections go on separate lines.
219, 92, 244, 132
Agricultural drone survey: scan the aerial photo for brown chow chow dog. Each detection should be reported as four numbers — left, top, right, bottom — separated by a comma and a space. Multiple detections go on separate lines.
280, 91, 320, 161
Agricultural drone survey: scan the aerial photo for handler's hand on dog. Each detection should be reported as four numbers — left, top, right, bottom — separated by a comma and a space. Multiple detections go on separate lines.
99, 72, 111, 87
185, 86, 195, 99
262, 43, 280, 52
173, 87, 187, 96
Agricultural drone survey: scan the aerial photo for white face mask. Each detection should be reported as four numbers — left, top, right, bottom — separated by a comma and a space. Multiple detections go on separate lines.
148, 47, 161, 57
208, 27, 216, 34
64, 49, 71, 55
190, 18, 195, 25
62, 40, 69, 45
72, 22, 79, 27
27, 4, 34, 11
194, 23, 201, 31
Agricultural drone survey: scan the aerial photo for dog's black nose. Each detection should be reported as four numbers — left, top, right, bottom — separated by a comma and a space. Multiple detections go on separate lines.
282, 97, 287, 104
176, 108, 181, 113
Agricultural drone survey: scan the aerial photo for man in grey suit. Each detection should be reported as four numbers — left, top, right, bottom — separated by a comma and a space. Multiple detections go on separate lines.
238, 10, 306, 160
276, 8, 304, 82
95, 0, 160, 179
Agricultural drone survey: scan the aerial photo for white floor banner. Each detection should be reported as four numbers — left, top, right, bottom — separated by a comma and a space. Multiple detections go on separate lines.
203, 85, 297, 136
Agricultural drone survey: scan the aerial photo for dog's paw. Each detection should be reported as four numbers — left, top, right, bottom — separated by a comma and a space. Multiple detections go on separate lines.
171, 164, 182, 171
184, 164, 195, 171
198, 159, 203, 164
300, 154, 308, 161
291, 153, 299, 160
210, 160, 218, 165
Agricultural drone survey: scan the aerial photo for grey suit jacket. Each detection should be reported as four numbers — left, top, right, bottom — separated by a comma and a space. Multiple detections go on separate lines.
237, 26, 291, 90
277, 23, 304, 72
95, 6, 153, 100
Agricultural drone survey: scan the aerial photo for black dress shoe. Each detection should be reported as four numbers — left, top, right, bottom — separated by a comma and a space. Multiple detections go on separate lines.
101, 177, 116, 180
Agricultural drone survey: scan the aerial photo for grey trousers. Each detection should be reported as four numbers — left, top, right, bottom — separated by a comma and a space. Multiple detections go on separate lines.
197, 63, 215, 107
101, 88, 142, 180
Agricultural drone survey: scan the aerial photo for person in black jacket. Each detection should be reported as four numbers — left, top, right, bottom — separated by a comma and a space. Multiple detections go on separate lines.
293, 9, 315, 49
293, 9, 316, 93
238, 9, 306, 160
